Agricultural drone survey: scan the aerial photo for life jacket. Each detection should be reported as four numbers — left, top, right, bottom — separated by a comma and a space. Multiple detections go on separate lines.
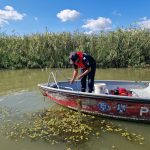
110, 87, 132, 96
74, 51, 86, 68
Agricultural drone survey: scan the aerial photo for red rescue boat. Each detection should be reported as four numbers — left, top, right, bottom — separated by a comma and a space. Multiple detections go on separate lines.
38, 72, 150, 122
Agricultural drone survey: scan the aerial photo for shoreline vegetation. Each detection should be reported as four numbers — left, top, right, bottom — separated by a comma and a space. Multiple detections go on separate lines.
0, 29, 150, 69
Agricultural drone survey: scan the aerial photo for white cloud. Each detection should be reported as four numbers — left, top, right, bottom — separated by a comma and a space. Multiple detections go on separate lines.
5, 5, 14, 11
137, 17, 150, 29
0, 5, 26, 26
57, 9, 80, 22
82, 17, 112, 33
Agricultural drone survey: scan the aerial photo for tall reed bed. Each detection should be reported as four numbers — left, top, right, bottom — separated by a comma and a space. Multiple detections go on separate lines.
0, 29, 150, 69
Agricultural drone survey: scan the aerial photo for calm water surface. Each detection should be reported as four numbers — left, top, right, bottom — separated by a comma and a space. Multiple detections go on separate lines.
0, 68, 150, 150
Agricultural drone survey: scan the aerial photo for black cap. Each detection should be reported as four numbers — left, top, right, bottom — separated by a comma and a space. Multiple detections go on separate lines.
69, 52, 78, 64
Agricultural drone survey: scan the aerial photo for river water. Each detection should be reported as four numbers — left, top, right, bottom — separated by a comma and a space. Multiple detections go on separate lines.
0, 68, 150, 150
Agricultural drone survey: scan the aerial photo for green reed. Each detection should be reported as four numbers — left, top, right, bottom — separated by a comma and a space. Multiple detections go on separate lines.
0, 29, 150, 69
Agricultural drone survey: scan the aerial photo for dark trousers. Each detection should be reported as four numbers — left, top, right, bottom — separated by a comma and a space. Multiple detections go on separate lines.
81, 64, 96, 93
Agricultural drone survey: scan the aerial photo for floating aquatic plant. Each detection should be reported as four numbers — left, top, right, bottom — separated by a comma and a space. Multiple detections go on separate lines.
0, 107, 145, 146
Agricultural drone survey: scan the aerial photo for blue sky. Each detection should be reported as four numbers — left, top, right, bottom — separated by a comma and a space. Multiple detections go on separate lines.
0, 0, 150, 35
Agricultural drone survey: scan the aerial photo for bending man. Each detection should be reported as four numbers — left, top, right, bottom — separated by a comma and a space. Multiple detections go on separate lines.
69, 51, 96, 93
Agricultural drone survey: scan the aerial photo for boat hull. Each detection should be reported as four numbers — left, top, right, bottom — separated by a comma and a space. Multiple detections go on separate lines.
38, 80, 150, 122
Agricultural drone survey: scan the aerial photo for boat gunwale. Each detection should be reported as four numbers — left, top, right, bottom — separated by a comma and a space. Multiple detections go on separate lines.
38, 80, 150, 103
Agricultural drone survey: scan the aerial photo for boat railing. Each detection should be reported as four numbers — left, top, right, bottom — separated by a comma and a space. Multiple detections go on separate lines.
48, 71, 59, 88
47, 70, 74, 91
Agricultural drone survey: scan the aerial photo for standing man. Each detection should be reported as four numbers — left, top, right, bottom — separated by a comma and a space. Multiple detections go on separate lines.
69, 51, 96, 93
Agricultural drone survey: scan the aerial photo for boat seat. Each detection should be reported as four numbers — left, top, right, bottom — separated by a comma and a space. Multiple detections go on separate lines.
131, 83, 150, 98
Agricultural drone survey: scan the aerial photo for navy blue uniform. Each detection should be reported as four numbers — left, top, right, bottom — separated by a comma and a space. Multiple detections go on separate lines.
73, 53, 96, 93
